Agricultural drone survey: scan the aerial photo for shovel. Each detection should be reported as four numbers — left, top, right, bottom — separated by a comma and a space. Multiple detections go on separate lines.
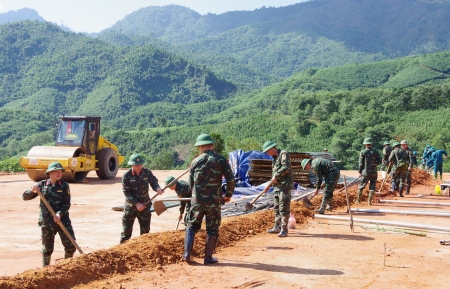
377, 162, 392, 195
302, 193, 317, 209
35, 189, 84, 254
343, 175, 354, 233
245, 179, 275, 211
153, 198, 191, 216
143, 167, 190, 208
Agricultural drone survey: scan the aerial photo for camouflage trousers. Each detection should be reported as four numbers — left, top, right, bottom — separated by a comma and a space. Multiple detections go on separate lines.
120, 206, 151, 243
183, 203, 191, 225
273, 189, 291, 226
392, 169, 407, 188
323, 168, 340, 201
41, 225, 76, 257
186, 203, 221, 236
358, 175, 377, 191
406, 169, 412, 187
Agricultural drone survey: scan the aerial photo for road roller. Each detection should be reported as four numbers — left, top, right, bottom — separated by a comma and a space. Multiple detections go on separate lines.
20, 116, 125, 183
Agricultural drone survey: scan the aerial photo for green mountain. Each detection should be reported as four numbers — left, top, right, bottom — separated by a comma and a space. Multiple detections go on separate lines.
0, 21, 235, 118
0, 8, 45, 25
99, 0, 450, 89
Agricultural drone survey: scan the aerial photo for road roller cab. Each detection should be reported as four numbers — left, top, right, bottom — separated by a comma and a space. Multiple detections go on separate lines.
20, 116, 125, 183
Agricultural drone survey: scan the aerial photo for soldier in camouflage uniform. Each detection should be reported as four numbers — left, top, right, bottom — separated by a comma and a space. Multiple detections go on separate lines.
404, 142, 416, 194
165, 176, 192, 225
302, 157, 340, 214
23, 162, 76, 267
381, 141, 392, 172
120, 153, 163, 244
388, 142, 401, 192
356, 138, 382, 205
183, 134, 235, 265
262, 141, 293, 237
389, 140, 413, 197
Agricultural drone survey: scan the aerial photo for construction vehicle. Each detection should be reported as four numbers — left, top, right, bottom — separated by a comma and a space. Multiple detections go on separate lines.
20, 116, 124, 183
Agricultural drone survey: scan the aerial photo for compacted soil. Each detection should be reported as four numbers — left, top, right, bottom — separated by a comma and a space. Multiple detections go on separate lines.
0, 169, 449, 289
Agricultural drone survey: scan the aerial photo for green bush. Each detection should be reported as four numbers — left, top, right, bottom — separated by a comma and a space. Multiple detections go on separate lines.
0, 157, 25, 173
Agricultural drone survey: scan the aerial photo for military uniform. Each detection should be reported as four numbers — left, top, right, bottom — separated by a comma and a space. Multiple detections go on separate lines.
174, 180, 192, 224
120, 167, 161, 243
23, 163, 76, 267
404, 148, 416, 194
310, 157, 340, 214
381, 143, 392, 171
269, 149, 293, 234
389, 144, 412, 197
183, 134, 236, 265
357, 145, 382, 204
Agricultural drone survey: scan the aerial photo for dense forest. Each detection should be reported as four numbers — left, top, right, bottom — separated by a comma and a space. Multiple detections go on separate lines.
98, 0, 450, 89
0, 1, 450, 172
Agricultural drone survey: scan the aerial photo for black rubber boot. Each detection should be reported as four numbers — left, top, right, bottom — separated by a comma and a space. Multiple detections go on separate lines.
42, 255, 51, 267
405, 186, 410, 195
204, 235, 219, 265
399, 186, 404, 197
64, 251, 74, 259
183, 228, 195, 262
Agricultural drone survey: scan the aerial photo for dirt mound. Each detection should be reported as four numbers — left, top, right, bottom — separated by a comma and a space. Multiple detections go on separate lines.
0, 170, 431, 289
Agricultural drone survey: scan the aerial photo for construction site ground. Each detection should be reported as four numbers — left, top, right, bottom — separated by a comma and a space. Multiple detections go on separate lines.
0, 169, 449, 289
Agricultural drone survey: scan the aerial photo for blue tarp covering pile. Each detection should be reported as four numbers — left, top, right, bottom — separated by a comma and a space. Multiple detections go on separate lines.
228, 149, 272, 187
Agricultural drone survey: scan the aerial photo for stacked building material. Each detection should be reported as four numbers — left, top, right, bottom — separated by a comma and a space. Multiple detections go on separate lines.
248, 152, 335, 187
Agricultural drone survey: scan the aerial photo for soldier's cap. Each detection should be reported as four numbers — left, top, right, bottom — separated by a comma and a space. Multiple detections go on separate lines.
392, 141, 400, 147
128, 153, 145, 165
165, 176, 176, 186
194, 134, 215, 147
46, 162, 65, 174
400, 140, 408, 145
362, 137, 372, 145
323, 148, 328, 151
262, 141, 277, 153
383, 141, 390, 146
301, 158, 311, 169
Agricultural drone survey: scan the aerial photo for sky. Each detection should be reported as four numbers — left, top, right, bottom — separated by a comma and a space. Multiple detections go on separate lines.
0, 0, 304, 33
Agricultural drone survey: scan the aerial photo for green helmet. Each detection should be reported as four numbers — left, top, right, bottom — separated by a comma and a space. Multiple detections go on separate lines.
400, 140, 408, 145
323, 148, 328, 151
301, 158, 311, 169
45, 162, 65, 174
194, 133, 215, 147
383, 141, 390, 146
362, 137, 372, 145
165, 176, 176, 186
392, 141, 400, 147
262, 141, 277, 153
128, 153, 145, 165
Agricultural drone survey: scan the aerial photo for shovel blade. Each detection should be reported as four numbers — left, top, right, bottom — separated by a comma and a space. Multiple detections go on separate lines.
245, 202, 253, 211
302, 196, 314, 209
153, 201, 167, 216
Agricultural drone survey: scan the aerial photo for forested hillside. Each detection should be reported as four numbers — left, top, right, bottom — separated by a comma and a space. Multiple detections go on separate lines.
99, 0, 450, 88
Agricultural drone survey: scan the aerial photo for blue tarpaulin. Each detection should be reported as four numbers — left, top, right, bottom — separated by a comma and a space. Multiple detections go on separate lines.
228, 149, 273, 187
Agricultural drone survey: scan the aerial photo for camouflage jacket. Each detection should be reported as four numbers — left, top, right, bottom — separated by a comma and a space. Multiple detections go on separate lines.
389, 147, 412, 172
272, 149, 293, 191
174, 180, 192, 214
382, 146, 392, 163
359, 147, 382, 177
311, 157, 339, 189
122, 168, 161, 207
189, 150, 235, 207
23, 179, 71, 228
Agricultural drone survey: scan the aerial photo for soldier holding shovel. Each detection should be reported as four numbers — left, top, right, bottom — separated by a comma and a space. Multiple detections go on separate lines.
23, 162, 78, 267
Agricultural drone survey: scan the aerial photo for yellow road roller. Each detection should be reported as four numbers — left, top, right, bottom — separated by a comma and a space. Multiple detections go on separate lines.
20, 116, 125, 182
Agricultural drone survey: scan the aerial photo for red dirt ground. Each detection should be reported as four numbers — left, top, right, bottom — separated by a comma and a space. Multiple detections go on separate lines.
0, 169, 449, 289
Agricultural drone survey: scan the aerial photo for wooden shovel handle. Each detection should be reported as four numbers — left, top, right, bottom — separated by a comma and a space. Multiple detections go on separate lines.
144, 167, 190, 207
249, 179, 275, 206
36, 190, 83, 254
